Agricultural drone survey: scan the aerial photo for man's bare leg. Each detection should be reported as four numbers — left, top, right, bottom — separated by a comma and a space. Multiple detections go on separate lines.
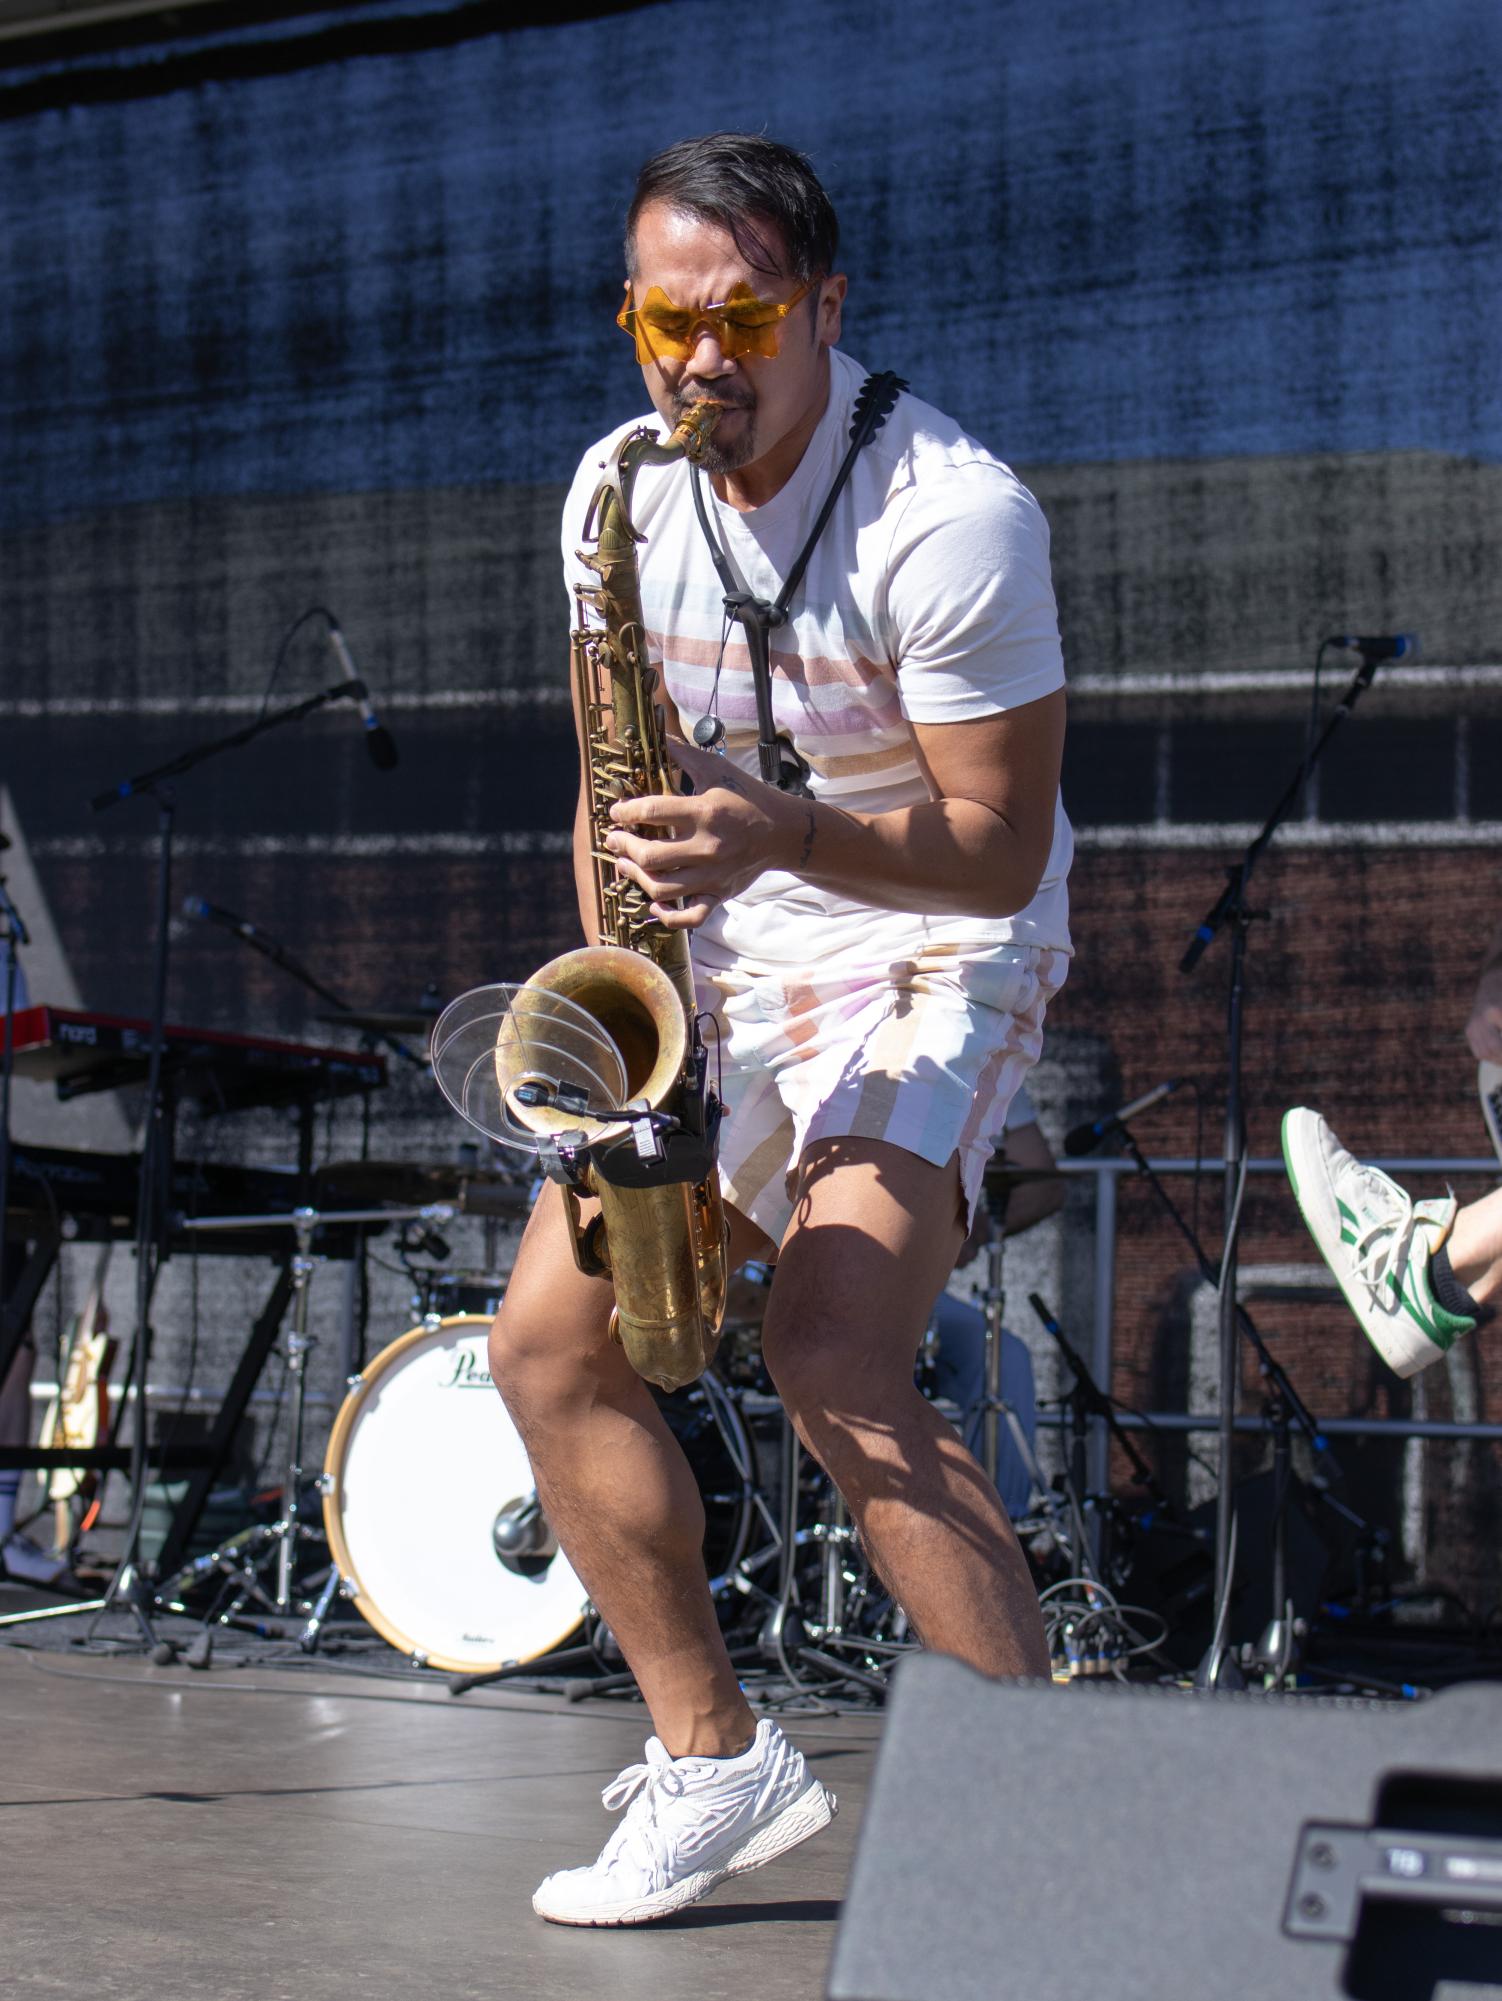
1449, 1187, 1502, 1309
488, 1187, 772, 1756
761, 1135, 1050, 1679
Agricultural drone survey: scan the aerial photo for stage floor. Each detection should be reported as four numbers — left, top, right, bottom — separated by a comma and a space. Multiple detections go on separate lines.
0, 1638, 880, 2001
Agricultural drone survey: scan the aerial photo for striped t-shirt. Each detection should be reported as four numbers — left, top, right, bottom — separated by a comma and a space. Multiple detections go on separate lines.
562, 346, 1073, 972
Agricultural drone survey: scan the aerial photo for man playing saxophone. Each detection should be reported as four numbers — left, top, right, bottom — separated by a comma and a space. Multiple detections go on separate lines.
489, 131, 1072, 1926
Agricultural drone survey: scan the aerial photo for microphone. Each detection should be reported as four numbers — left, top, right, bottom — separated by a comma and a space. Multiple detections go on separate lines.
181, 896, 263, 941
1327, 634, 1416, 664
1064, 1078, 1181, 1157
327, 623, 399, 771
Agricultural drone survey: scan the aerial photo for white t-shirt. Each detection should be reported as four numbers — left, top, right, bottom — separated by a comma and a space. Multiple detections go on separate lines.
561, 346, 1073, 971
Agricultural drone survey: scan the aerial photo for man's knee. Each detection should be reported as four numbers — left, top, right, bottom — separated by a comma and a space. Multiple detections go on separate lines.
486, 1190, 615, 1398
759, 1315, 838, 1425
487, 1287, 596, 1397
760, 1310, 898, 1466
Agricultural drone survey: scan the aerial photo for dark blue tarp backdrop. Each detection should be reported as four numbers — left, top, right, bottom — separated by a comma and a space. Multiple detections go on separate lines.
2, 0, 1498, 540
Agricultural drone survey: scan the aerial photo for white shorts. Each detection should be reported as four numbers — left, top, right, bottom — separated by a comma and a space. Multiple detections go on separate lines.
694, 941, 1067, 1248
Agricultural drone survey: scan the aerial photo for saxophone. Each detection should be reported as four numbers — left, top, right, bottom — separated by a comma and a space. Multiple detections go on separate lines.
486, 403, 729, 1392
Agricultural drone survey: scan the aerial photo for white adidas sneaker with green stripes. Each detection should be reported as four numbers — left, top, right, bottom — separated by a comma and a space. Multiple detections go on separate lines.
1281, 1107, 1475, 1379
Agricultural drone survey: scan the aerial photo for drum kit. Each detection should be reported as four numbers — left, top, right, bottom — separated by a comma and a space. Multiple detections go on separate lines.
158, 1134, 1112, 1701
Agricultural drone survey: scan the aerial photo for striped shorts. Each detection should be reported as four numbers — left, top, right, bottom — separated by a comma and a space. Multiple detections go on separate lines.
695, 942, 1068, 1249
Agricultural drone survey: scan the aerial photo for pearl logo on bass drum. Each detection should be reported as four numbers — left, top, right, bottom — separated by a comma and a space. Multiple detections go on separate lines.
439, 1350, 494, 1389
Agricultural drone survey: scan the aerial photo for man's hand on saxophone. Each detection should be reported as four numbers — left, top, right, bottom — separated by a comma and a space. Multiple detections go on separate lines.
606, 700, 1062, 932
602, 737, 805, 928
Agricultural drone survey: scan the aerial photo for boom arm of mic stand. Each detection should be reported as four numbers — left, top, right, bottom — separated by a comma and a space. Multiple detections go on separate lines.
204, 923, 424, 1071
1027, 1293, 1170, 1506
1111, 1128, 1342, 1480
90, 680, 364, 813
1179, 652, 1382, 976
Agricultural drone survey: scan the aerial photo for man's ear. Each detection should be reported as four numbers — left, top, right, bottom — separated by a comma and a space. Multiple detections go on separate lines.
818, 272, 847, 348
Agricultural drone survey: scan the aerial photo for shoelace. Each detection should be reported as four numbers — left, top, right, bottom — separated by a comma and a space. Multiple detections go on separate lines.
1349, 1166, 1418, 1301
594, 1740, 698, 1878
601, 1739, 687, 1816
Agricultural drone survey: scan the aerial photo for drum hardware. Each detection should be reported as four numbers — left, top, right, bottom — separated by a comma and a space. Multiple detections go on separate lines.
972, 1163, 1050, 1503
157, 1202, 452, 1637
411, 1271, 507, 1324
491, 1494, 557, 1576
321, 1317, 758, 1685
736, 1405, 915, 1702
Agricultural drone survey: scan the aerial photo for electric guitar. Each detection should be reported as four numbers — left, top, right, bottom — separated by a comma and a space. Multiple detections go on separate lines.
36, 1246, 116, 1548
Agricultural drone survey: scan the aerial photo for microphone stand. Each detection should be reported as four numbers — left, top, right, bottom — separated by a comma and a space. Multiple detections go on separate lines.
187, 912, 426, 1073
1029, 1289, 1175, 1518
88, 679, 367, 814
1110, 1124, 1378, 1687
1178, 648, 1386, 1689
87, 678, 373, 1645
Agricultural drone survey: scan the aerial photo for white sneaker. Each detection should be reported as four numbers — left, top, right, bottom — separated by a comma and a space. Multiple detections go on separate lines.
532, 1717, 836, 1926
1, 1533, 69, 1586
1282, 1107, 1475, 1378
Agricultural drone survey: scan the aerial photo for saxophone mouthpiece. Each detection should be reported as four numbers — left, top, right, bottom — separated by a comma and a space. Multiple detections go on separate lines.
674, 401, 723, 459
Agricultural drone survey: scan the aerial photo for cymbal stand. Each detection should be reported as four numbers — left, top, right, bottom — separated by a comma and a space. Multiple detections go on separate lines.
156, 1207, 325, 1629
978, 1178, 1010, 1487
159, 1202, 453, 1646
738, 1409, 882, 1700
970, 1176, 1050, 1513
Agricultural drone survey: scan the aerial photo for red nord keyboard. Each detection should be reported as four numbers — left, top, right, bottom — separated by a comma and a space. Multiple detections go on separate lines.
5, 1004, 386, 1112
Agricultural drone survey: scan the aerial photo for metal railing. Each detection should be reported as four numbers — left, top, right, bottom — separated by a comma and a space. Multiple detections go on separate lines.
1056, 1154, 1502, 1497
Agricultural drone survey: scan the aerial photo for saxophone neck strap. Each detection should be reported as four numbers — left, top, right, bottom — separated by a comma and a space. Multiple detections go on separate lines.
689, 370, 908, 793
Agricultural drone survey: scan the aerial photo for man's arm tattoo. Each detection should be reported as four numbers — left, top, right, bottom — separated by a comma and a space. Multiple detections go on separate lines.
797, 805, 817, 868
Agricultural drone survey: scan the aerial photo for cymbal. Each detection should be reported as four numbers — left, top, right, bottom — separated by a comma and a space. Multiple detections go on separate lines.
316, 1009, 437, 1038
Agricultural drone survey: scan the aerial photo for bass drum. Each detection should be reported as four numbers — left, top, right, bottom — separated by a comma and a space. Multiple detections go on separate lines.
322, 1314, 755, 1672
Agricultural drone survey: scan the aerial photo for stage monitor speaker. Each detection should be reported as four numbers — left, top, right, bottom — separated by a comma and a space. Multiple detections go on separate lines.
827, 1655, 1502, 2001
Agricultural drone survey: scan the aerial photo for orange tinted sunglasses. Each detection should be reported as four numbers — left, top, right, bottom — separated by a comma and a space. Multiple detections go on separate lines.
616, 278, 815, 364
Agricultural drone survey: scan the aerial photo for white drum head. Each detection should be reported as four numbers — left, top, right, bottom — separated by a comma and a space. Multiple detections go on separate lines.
323, 1315, 588, 1671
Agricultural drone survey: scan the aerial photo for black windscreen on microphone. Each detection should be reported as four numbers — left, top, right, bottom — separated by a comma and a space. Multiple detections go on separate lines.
1063, 1078, 1181, 1156
361, 712, 400, 772
1327, 633, 1417, 664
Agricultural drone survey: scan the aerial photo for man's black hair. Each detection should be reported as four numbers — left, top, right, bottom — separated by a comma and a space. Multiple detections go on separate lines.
625, 132, 839, 285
